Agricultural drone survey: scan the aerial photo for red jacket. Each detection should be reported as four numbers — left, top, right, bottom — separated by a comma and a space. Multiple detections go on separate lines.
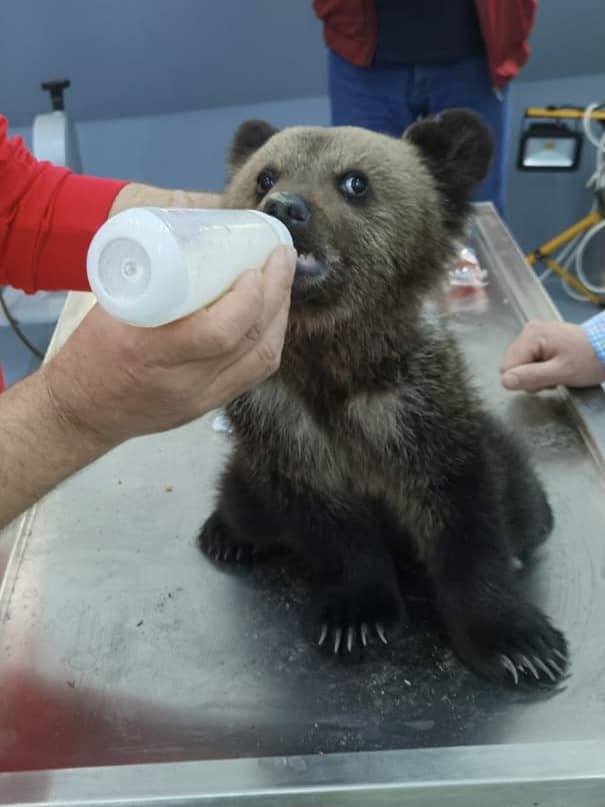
0, 115, 127, 294
312, 0, 537, 90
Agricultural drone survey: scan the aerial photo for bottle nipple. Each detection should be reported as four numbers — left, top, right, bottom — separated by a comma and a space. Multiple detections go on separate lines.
97, 237, 151, 300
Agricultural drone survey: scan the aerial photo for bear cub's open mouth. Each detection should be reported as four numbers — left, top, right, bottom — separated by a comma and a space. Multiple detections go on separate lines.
295, 250, 325, 277
286, 232, 327, 278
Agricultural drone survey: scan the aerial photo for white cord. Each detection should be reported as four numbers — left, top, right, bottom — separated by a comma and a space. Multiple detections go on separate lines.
582, 103, 605, 151
575, 218, 605, 293
583, 103, 605, 192
538, 230, 584, 283
572, 105, 605, 297
540, 102, 605, 303
561, 278, 593, 302
559, 231, 594, 302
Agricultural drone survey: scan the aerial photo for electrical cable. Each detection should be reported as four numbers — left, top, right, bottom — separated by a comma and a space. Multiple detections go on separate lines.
545, 102, 605, 303
0, 287, 44, 360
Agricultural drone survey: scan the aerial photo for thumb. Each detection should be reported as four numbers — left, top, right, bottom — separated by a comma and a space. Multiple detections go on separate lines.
501, 359, 563, 392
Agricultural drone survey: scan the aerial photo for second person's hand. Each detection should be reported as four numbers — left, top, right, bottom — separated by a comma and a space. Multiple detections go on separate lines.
500, 320, 605, 392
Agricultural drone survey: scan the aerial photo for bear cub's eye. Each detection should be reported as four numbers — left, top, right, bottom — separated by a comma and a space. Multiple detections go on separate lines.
256, 171, 276, 196
340, 172, 368, 200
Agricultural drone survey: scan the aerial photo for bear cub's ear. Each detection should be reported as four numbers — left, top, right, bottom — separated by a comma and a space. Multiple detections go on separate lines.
229, 119, 280, 173
404, 109, 493, 220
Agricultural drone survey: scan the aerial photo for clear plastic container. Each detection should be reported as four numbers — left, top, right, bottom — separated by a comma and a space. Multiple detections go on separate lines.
86, 208, 293, 327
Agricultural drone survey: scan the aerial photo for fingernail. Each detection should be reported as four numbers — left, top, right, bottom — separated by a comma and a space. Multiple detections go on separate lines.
503, 372, 519, 389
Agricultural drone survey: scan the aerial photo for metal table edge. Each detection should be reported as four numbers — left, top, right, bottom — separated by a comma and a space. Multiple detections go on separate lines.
472, 203, 605, 467
1, 209, 604, 806
0, 739, 604, 806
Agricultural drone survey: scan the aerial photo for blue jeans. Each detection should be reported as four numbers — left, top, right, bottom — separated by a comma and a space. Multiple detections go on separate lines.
328, 50, 509, 217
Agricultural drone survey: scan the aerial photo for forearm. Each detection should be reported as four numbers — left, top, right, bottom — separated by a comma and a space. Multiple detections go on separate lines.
109, 183, 223, 216
0, 369, 111, 529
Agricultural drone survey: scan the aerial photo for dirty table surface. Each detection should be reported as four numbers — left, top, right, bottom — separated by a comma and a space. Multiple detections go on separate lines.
1, 204, 604, 806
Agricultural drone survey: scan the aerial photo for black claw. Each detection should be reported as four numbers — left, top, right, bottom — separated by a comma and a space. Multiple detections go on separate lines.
533, 656, 556, 682
547, 657, 566, 678
500, 654, 519, 685
519, 654, 540, 680
346, 626, 355, 653
317, 623, 328, 647
360, 623, 369, 647
375, 622, 388, 645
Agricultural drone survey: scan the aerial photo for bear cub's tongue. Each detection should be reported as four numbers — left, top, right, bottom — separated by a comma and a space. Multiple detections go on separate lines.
296, 251, 323, 276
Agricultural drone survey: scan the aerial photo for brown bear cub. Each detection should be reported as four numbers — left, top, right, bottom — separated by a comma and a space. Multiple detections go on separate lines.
198, 110, 568, 687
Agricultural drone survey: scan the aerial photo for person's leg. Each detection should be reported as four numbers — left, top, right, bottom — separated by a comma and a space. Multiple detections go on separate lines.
423, 56, 509, 217
327, 49, 415, 137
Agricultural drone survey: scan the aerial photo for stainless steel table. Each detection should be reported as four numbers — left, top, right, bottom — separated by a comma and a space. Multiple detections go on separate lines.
1, 204, 604, 806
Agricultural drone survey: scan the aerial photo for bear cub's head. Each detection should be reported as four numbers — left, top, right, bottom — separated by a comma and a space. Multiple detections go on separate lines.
224, 110, 492, 323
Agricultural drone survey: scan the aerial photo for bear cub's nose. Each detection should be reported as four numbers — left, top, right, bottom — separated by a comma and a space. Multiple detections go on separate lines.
264, 192, 311, 227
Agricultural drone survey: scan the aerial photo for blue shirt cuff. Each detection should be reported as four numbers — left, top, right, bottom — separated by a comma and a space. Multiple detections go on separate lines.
581, 312, 605, 368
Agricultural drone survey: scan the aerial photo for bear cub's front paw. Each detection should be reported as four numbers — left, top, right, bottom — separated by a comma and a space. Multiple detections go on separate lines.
198, 512, 258, 565
449, 600, 569, 687
307, 581, 405, 657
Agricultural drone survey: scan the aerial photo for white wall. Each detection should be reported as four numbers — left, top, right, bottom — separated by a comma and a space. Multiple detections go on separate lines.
9, 74, 603, 268
11, 95, 330, 191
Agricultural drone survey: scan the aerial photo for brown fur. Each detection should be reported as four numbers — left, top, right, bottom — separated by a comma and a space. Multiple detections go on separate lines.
198, 111, 568, 686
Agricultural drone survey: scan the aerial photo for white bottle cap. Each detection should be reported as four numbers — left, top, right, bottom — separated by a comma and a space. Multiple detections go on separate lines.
87, 208, 188, 326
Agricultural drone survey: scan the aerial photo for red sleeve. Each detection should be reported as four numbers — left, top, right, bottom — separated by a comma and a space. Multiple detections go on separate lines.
0, 115, 129, 293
